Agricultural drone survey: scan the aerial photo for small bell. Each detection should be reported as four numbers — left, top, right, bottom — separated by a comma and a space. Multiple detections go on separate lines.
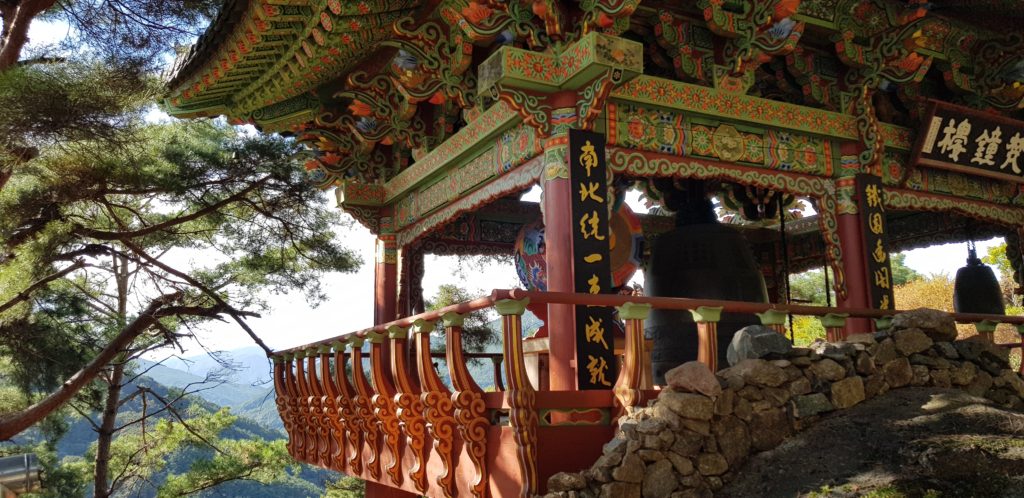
952, 241, 1005, 316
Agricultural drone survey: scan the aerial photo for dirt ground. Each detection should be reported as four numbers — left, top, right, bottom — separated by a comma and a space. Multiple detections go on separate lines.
719, 388, 1024, 498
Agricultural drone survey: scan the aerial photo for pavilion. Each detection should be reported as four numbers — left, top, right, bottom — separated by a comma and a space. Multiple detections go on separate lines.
163, 1, 1024, 496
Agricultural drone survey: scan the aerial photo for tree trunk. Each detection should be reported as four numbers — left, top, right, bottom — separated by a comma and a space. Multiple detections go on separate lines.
0, 293, 179, 440
93, 361, 125, 498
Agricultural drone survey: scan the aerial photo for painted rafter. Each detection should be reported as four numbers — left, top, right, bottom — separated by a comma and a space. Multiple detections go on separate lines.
700, 0, 806, 78
653, 11, 716, 84
942, 32, 1024, 111
382, 17, 478, 108
832, 0, 935, 170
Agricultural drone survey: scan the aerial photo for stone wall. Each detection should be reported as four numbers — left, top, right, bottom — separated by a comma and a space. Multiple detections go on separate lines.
542, 309, 1024, 498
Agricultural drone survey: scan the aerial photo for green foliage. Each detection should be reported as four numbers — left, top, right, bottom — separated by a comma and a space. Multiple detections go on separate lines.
322, 475, 366, 498
0, 62, 154, 155
791, 315, 825, 347
982, 242, 1019, 307
891, 253, 922, 287
426, 284, 497, 353
788, 268, 833, 306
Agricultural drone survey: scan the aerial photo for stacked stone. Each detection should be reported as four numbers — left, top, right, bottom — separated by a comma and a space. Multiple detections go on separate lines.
541, 309, 1024, 498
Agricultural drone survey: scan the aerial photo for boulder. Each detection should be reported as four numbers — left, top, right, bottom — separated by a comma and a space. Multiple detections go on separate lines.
882, 358, 913, 388
642, 459, 677, 498
713, 415, 751, 466
808, 358, 847, 382
659, 391, 715, 420
726, 325, 793, 365
601, 482, 640, 498
997, 371, 1024, 397
830, 376, 866, 409
855, 352, 877, 375
791, 393, 834, 418
893, 328, 934, 355
950, 361, 977, 386
720, 359, 788, 387
665, 362, 723, 398
696, 453, 728, 476
810, 340, 857, 361
549, 472, 587, 492
612, 454, 645, 483
749, 407, 791, 450
966, 370, 994, 397
874, 338, 901, 364
891, 308, 958, 342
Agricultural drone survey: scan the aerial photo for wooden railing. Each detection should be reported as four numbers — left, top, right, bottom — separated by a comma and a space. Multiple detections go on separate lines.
270, 289, 1024, 498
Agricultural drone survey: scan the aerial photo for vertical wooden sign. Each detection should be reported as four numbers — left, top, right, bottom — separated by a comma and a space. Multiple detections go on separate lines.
855, 174, 895, 310
568, 129, 617, 390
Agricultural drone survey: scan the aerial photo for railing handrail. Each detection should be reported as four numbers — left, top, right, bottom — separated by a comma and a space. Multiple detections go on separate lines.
271, 288, 1024, 356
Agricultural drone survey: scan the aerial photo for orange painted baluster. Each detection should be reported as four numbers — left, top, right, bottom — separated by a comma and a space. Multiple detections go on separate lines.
318, 345, 346, 472
297, 350, 320, 464
390, 323, 429, 493
756, 310, 789, 335
416, 318, 456, 498
614, 302, 651, 416
975, 320, 998, 343
445, 312, 489, 498
286, 352, 309, 461
332, 340, 363, 475
691, 306, 723, 373
274, 355, 298, 459
305, 349, 331, 469
369, 329, 403, 486
820, 313, 849, 342
350, 336, 382, 480
496, 298, 538, 498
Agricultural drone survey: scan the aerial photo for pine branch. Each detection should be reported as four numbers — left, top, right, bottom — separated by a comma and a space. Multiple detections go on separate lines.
0, 259, 86, 315
0, 291, 181, 441
121, 239, 272, 356
74, 176, 270, 241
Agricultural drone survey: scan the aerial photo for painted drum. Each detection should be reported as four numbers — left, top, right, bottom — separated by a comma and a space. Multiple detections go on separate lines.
514, 204, 643, 291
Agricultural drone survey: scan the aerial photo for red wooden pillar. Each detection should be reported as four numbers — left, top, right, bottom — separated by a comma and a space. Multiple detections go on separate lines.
835, 144, 873, 334
374, 235, 398, 325
542, 137, 577, 392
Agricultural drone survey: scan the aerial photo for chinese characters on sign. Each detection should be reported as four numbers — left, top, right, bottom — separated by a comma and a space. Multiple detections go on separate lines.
855, 174, 895, 311
568, 129, 617, 390
914, 100, 1024, 183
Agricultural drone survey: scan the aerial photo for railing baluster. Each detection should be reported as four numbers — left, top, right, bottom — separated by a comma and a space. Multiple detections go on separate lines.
273, 355, 297, 460
294, 350, 315, 463
756, 309, 789, 335
975, 320, 998, 343
691, 306, 723, 372
614, 302, 651, 416
415, 319, 457, 498
350, 336, 382, 480
391, 323, 429, 493
444, 312, 489, 498
820, 313, 849, 342
318, 345, 345, 472
305, 349, 330, 469
496, 298, 537, 498
369, 329, 403, 486
332, 340, 363, 475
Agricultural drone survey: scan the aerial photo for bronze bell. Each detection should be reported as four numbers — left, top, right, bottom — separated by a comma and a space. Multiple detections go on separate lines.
953, 243, 1005, 316
644, 180, 769, 382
